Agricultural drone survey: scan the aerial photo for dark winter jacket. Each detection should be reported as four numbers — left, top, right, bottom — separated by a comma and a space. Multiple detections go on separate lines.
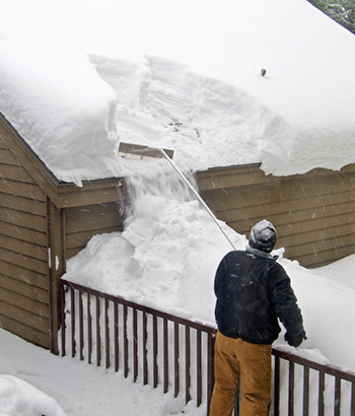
214, 247, 305, 345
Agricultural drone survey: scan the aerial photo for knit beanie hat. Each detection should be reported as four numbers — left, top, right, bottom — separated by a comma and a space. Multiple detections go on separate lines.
249, 220, 277, 252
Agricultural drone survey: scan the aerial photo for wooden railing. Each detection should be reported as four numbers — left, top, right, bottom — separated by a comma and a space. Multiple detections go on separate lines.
272, 347, 355, 416
60, 279, 355, 416
60, 279, 216, 414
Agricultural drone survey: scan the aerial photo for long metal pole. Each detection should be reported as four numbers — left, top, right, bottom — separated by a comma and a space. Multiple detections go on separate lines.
159, 148, 236, 250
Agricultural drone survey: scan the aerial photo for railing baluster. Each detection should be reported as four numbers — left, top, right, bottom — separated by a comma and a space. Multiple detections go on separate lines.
274, 355, 280, 416
185, 325, 191, 404
105, 298, 110, 369
319, 371, 325, 416
79, 290, 84, 361
96, 296, 101, 367
163, 318, 169, 393
288, 361, 295, 416
71, 287, 76, 358
87, 293, 92, 364
303, 366, 310, 415
174, 322, 180, 398
235, 384, 240, 416
153, 315, 158, 388
133, 308, 138, 382
351, 381, 355, 416
124, 304, 128, 378
60, 283, 66, 357
143, 311, 148, 385
197, 329, 202, 407
335, 377, 341, 416
114, 302, 119, 372
207, 333, 215, 416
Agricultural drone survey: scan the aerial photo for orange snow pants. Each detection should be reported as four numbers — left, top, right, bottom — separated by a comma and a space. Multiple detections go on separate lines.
209, 332, 272, 416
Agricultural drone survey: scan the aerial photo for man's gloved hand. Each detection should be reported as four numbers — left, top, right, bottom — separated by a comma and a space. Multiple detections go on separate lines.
284, 330, 307, 348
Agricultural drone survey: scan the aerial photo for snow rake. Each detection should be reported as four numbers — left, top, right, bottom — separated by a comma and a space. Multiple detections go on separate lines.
118, 142, 236, 250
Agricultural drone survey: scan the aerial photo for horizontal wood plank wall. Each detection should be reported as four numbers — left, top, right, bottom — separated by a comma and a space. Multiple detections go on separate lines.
196, 164, 355, 268
65, 202, 124, 260
0, 137, 50, 348
56, 180, 125, 209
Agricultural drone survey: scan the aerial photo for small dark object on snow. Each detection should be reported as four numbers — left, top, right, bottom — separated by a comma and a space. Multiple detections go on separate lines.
261, 68, 267, 76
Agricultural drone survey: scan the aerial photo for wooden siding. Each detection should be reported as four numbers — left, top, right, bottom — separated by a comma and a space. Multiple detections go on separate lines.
0, 137, 51, 348
196, 164, 355, 268
56, 180, 126, 209
0, 114, 126, 350
65, 202, 125, 260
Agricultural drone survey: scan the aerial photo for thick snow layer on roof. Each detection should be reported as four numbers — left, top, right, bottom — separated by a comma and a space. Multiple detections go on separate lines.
0, 0, 355, 185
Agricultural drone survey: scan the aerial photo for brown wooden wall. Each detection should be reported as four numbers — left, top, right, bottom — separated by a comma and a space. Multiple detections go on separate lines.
0, 134, 51, 348
196, 163, 355, 268
65, 202, 124, 261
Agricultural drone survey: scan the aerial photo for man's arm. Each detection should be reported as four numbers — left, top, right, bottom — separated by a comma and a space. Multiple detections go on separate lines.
269, 264, 306, 347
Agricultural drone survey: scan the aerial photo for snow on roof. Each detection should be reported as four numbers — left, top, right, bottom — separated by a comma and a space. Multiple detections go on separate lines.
0, 0, 355, 186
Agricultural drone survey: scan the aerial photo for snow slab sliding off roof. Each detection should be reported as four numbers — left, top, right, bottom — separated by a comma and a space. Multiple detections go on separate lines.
0, 0, 355, 186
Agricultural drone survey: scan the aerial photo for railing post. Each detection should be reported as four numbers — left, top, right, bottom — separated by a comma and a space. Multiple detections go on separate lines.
351, 381, 355, 416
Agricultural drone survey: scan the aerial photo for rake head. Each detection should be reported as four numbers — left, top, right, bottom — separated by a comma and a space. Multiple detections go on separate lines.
118, 142, 174, 160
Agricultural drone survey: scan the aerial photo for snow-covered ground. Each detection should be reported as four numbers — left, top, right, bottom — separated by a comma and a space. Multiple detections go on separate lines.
0, 327, 202, 416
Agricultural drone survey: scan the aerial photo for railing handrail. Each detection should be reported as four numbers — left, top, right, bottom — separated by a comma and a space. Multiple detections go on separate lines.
61, 278, 355, 383
61, 278, 217, 333
272, 346, 355, 383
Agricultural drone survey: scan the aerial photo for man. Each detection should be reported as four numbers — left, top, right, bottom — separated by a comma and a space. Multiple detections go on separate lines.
210, 220, 306, 416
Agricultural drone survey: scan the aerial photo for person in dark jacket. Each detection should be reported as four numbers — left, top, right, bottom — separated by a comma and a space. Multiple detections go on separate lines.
209, 220, 306, 416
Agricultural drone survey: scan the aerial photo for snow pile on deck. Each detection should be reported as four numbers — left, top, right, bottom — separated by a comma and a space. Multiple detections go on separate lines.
63, 162, 355, 372
1, 0, 355, 185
